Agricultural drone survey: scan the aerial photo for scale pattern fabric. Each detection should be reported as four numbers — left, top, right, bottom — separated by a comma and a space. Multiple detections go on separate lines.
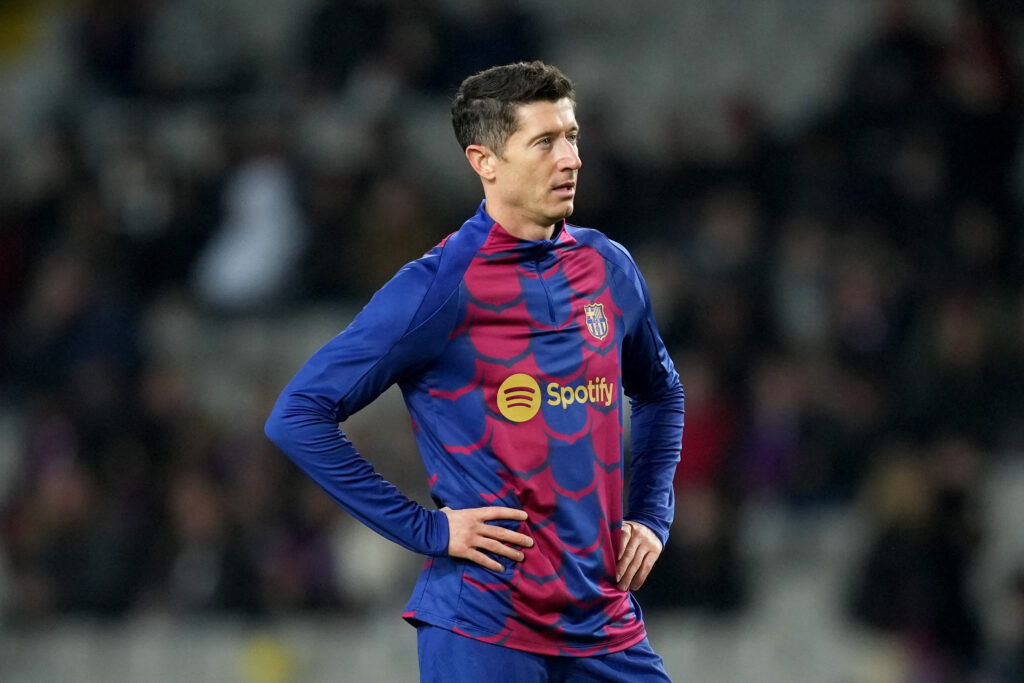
265, 201, 684, 655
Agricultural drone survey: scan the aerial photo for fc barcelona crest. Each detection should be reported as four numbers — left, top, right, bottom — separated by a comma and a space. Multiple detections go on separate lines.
584, 302, 609, 340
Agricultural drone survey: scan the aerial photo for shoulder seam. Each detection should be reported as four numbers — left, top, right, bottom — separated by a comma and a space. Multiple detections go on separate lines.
568, 226, 644, 299
404, 248, 448, 336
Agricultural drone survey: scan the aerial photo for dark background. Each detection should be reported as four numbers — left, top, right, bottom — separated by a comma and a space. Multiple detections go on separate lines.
1, 1, 1024, 680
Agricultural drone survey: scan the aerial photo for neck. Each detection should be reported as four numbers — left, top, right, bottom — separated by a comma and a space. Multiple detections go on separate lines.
483, 201, 556, 242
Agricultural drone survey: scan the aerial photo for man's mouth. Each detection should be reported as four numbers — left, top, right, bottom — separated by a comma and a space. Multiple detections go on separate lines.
553, 181, 576, 196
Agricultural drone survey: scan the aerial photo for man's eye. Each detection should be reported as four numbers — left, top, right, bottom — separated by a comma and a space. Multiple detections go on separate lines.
568, 133, 579, 144
538, 137, 551, 146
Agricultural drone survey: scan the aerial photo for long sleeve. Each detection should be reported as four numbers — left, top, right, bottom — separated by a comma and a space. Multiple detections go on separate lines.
264, 255, 456, 556
618, 251, 685, 548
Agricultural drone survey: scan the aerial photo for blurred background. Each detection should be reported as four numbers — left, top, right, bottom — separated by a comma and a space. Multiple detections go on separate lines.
1, 0, 1024, 680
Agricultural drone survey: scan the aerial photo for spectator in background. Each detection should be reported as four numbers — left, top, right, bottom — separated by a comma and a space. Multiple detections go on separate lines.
191, 149, 306, 311
990, 287, 1024, 451
640, 351, 745, 613
75, 0, 154, 97
988, 569, 1024, 682
640, 482, 746, 615
848, 438, 985, 681
163, 469, 255, 613
5, 421, 148, 617
420, 1, 542, 95
301, 0, 390, 94
903, 290, 998, 446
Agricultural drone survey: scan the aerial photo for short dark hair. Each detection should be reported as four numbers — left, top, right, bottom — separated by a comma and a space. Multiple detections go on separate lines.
451, 61, 575, 155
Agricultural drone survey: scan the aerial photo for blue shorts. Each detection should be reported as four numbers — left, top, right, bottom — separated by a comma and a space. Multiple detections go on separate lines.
416, 625, 672, 682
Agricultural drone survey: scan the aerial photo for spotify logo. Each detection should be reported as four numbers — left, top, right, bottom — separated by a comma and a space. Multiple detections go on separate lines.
497, 373, 541, 422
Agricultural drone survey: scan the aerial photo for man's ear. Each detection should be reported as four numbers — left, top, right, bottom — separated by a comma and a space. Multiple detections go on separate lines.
465, 144, 498, 181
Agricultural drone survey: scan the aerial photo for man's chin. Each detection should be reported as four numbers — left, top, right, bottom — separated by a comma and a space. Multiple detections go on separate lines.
540, 202, 574, 227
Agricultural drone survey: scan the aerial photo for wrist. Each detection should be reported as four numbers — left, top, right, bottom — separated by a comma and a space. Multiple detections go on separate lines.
425, 508, 451, 556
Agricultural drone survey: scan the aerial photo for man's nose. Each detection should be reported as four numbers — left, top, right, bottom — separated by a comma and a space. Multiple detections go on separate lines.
559, 138, 581, 170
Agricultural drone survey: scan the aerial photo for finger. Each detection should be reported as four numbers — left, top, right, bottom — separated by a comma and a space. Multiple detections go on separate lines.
467, 550, 504, 572
617, 548, 646, 591
483, 526, 534, 548
478, 538, 525, 562
479, 506, 528, 522
629, 554, 658, 591
616, 534, 640, 581
617, 524, 633, 561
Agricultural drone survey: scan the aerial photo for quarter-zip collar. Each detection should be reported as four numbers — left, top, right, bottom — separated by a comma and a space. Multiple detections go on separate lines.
469, 200, 577, 260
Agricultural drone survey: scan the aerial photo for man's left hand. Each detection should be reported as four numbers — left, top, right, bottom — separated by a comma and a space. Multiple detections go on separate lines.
615, 521, 663, 591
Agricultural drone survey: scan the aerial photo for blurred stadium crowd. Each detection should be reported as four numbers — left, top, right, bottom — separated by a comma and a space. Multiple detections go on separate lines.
2, 0, 1024, 681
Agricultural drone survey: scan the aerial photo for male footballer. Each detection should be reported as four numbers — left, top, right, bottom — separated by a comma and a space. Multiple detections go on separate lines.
266, 60, 684, 682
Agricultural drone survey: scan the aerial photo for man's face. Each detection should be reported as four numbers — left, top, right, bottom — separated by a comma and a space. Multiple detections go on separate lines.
491, 98, 581, 233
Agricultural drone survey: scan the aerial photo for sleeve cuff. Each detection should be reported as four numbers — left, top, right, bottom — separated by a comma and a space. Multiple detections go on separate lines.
425, 508, 450, 556
623, 513, 670, 548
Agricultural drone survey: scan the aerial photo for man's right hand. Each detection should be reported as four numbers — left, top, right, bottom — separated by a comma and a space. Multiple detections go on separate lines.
441, 506, 534, 572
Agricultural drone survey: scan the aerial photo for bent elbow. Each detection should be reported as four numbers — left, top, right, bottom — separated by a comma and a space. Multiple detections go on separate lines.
264, 407, 288, 450
264, 394, 300, 452
264, 391, 341, 454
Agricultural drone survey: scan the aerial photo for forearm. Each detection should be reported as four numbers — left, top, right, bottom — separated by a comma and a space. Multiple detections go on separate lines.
265, 394, 449, 556
626, 382, 684, 547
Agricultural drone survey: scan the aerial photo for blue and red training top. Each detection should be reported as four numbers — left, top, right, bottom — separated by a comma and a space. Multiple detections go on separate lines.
265, 201, 684, 656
